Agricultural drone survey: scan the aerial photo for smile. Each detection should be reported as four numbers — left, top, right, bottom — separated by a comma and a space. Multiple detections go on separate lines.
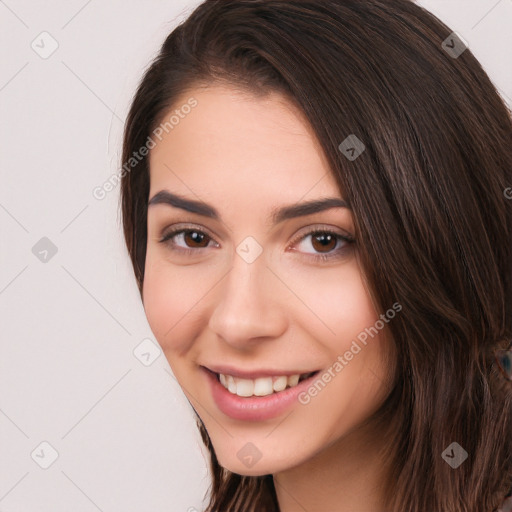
202, 366, 322, 421
218, 372, 317, 397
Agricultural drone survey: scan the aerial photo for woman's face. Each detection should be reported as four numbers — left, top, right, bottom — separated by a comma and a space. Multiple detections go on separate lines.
143, 83, 396, 475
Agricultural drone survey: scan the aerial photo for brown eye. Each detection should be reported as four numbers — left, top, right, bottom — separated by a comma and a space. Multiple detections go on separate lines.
290, 227, 354, 262
182, 230, 210, 248
311, 232, 337, 253
159, 227, 218, 252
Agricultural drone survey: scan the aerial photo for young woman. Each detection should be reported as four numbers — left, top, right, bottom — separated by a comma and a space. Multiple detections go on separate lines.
119, 1, 512, 510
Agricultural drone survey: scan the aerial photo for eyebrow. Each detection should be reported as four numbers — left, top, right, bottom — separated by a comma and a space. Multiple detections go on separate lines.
147, 190, 350, 224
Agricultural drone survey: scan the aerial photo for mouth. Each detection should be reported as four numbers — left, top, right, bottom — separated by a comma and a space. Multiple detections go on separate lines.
204, 367, 321, 398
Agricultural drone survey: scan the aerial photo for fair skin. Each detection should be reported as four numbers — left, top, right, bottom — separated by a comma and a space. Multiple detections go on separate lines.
143, 82, 397, 512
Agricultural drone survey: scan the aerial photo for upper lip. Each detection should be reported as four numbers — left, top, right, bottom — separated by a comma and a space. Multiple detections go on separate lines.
202, 364, 320, 379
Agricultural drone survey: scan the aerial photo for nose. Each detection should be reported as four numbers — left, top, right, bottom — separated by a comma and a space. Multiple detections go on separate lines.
207, 250, 288, 350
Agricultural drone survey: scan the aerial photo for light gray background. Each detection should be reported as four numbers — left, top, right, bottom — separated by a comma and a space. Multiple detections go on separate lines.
0, 1, 510, 511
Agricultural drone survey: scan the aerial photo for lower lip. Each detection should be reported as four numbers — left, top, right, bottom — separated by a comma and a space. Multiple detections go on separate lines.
202, 367, 320, 421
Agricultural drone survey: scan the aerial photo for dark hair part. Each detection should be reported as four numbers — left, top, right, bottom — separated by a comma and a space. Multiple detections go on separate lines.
119, 1, 512, 510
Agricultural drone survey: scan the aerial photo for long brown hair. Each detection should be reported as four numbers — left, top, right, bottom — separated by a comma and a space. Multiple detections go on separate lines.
119, 1, 512, 510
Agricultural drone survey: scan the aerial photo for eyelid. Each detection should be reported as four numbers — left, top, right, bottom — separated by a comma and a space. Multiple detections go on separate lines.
158, 222, 355, 258
286, 223, 355, 250
160, 222, 353, 242
160, 222, 219, 244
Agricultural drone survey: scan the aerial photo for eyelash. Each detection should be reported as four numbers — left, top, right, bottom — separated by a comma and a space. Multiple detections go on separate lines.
158, 224, 355, 262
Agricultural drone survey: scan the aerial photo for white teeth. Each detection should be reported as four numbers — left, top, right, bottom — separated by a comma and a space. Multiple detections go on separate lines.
226, 375, 237, 394
218, 372, 310, 397
273, 376, 288, 392
254, 377, 273, 396
287, 374, 300, 387
235, 378, 254, 397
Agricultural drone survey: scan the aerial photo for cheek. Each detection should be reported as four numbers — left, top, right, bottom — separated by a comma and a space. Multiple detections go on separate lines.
142, 253, 211, 355
286, 259, 378, 345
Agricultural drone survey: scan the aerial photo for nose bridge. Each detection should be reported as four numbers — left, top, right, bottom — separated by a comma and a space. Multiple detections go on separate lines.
208, 245, 287, 346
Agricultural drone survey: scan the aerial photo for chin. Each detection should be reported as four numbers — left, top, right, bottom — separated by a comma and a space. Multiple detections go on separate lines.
216, 450, 301, 477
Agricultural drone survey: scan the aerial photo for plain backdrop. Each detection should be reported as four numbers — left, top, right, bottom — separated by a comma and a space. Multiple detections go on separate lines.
0, 1, 511, 511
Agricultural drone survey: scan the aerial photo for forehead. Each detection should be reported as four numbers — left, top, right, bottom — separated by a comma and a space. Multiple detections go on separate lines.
148, 84, 342, 207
